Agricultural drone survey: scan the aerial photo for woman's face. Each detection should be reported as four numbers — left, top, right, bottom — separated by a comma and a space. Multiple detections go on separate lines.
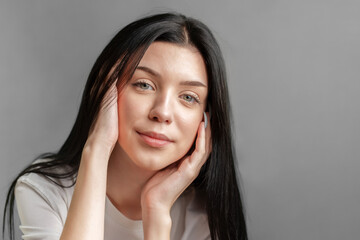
117, 42, 208, 171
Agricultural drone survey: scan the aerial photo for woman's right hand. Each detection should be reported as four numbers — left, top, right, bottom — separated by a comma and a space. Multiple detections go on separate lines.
86, 82, 119, 152
60, 82, 119, 240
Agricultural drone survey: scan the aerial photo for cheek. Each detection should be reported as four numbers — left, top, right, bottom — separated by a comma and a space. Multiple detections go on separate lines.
118, 98, 132, 121
177, 113, 203, 150
118, 92, 148, 127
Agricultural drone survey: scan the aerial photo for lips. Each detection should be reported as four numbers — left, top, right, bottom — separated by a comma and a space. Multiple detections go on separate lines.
136, 131, 174, 148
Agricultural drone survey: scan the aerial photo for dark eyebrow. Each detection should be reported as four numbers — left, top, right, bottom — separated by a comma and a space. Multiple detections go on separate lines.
136, 66, 160, 77
179, 80, 207, 88
136, 65, 207, 88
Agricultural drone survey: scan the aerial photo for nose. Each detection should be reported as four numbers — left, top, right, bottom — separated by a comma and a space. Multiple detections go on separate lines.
148, 92, 173, 124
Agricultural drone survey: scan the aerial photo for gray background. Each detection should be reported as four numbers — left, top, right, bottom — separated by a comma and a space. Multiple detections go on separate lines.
1, 0, 359, 239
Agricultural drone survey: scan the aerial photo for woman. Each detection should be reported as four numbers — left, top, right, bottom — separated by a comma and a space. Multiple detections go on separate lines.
3, 12, 247, 240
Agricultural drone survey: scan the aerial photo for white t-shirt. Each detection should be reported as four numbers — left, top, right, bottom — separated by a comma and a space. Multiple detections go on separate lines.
15, 163, 210, 240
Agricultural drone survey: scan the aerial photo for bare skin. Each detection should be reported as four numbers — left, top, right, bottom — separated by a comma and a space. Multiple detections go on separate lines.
60, 43, 212, 240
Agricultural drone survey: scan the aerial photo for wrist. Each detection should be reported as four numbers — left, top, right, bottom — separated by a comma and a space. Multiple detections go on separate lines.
82, 138, 115, 170
84, 135, 115, 157
142, 208, 172, 240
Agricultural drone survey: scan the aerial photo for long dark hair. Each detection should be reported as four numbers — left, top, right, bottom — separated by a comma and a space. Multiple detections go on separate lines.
3, 12, 247, 240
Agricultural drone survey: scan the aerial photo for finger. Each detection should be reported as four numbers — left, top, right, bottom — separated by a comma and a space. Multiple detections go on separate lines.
189, 115, 210, 168
197, 112, 212, 160
102, 81, 118, 110
144, 156, 193, 205
148, 114, 210, 200
204, 112, 212, 154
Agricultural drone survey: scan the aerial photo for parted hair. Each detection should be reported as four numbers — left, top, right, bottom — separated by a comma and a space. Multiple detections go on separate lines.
3, 12, 247, 240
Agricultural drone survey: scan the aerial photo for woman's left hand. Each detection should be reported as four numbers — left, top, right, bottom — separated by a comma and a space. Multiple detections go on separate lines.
141, 113, 212, 240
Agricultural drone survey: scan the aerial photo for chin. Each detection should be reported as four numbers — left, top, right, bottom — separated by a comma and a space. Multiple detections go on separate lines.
131, 152, 183, 171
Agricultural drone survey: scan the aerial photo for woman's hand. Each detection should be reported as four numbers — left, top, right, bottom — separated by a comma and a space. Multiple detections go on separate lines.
61, 83, 119, 240
141, 113, 212, 240
86, 82, 119, 152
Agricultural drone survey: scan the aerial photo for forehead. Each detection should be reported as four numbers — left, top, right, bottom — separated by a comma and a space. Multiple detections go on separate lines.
136, 42, 208, 86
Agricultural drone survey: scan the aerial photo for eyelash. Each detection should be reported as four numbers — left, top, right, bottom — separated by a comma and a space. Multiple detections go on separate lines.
132, 80, 201, 105
180, 93, 201, 104
133, 80, 154, 90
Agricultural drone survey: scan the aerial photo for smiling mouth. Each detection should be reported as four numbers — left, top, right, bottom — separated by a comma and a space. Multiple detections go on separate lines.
136, 131, 173, 148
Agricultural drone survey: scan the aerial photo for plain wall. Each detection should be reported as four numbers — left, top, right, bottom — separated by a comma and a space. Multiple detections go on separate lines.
1, 0, 360, 239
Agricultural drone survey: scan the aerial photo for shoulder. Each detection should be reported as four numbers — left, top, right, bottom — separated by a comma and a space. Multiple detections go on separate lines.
171, 188, 210, 240
15, 159, 75, 224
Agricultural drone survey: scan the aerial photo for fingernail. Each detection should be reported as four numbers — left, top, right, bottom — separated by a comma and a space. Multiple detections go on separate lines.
203, 112, 208, 129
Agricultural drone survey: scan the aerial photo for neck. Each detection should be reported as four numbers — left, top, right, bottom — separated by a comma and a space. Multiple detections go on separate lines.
106, 142, 156, 220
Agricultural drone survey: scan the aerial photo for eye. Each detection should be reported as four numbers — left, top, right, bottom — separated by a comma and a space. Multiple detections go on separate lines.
180, 94, 200, 104
133, 81, 154, 90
